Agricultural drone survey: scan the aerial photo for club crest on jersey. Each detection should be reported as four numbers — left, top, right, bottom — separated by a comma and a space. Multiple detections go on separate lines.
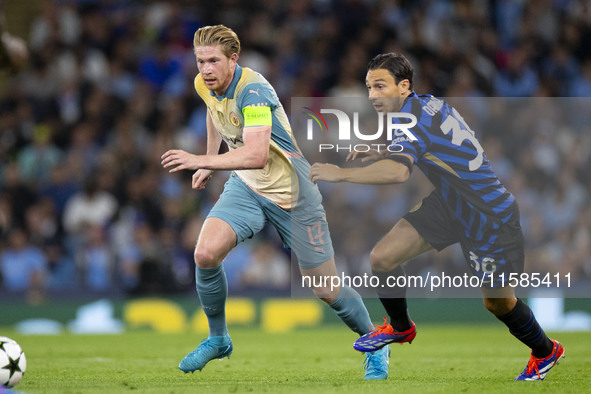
229, 111, 241, 127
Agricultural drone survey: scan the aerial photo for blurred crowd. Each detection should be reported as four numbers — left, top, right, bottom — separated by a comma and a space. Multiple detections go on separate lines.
0, 0, 590, 302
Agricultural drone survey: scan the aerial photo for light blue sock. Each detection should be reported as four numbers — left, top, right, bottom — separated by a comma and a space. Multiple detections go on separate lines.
329, 286, 373, 336
196, 265, 228, 337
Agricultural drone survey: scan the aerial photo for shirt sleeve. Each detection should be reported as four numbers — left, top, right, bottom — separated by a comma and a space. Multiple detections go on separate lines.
388, 98, 429, 162
238, 82, 280, 111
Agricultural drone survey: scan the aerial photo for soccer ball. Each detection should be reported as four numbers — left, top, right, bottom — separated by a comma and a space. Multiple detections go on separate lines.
0, 337, 26, 388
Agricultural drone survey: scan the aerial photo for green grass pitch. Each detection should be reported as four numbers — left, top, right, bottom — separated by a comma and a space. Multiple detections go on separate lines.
5, 324, 591, 394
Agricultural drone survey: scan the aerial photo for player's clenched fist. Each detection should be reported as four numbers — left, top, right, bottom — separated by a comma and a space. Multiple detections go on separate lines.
309, 163, 343, 183
192, 169, 213, 190
161, 149, 200, 173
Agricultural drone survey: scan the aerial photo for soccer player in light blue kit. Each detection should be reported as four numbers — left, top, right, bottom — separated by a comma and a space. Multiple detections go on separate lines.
161, 25, 389, 379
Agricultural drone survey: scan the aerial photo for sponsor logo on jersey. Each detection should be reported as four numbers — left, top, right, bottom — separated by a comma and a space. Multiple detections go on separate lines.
221, 134, 244, 146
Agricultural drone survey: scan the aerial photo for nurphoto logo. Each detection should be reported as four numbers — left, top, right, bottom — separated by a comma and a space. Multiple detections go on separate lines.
303, 107, 417, 153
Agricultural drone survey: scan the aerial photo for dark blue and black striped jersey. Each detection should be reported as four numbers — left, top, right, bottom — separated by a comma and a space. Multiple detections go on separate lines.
390, 93, 516, 242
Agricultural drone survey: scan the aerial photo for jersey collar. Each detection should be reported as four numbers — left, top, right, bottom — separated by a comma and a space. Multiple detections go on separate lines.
400, 91, 417, 111
210, 64, 243, 100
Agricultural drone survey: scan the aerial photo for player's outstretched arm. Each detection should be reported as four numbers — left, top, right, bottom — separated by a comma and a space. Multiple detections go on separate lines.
161, 111, 221, 189
161, 125, 271, 173
207, 125, 270, 169
310, 158, 411, 185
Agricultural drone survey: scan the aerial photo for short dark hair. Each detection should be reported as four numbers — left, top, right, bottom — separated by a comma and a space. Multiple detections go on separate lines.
368, 53, 414, 90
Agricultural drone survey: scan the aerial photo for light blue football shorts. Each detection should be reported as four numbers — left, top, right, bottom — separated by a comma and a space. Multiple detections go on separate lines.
207, 172, 334, 269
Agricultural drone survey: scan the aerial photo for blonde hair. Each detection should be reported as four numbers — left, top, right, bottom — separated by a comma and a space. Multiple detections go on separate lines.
193, 25, 241, 58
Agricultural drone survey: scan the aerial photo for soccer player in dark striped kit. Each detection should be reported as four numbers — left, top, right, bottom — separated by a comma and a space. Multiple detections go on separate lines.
310, 52, 564, 381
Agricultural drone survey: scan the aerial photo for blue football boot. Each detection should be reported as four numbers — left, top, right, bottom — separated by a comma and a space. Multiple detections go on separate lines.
178, 335, 233, 373
363, 345, 390, 380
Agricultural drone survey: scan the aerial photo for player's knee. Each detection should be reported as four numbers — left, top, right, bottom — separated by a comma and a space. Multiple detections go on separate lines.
193, 246, 222, 269
312, 286, 338, 304
369, 247, 399, 272
483, 297, 516, 317
318, 296, 337, 305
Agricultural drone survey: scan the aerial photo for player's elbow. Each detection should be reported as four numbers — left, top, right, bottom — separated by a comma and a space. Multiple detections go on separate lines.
382, 165, 410, 184
375, 159, 410, 184
251, 157, 267, 169
248, 150, 268, 169
397, 166, 410, 183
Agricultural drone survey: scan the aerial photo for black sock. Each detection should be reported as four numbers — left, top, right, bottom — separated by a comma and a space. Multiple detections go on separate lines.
373, 266, 412, 332
379, 297, 412, 331
496, 298, 554, 358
